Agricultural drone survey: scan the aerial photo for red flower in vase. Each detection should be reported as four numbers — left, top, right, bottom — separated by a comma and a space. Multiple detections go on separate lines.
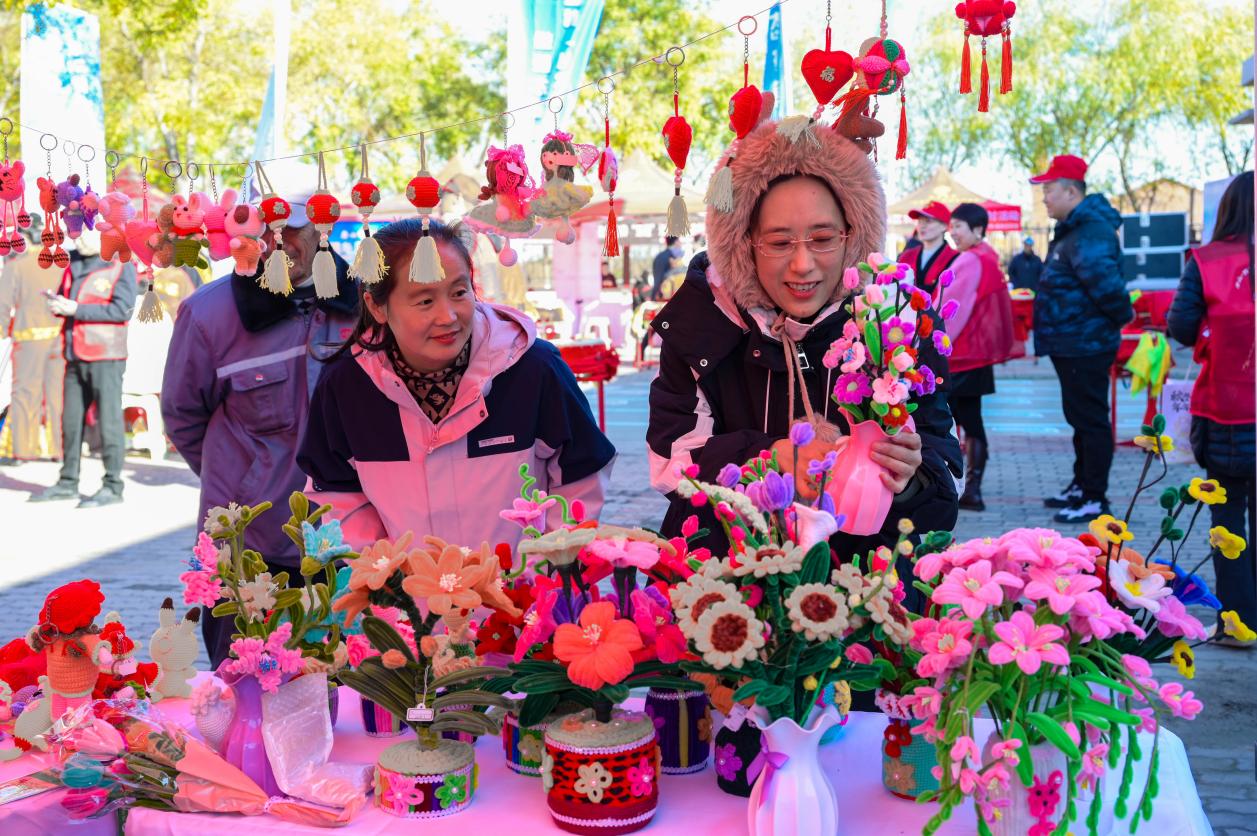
884, 403, 910, 428
883, 719, 913, 758
476, 612, 519, 656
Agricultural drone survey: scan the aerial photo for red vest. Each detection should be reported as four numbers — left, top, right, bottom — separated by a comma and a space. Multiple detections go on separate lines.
63, 262, 129, 362
1189, 240, 1254, 424
899, 243, 958, 302
950, 241, 1016, 373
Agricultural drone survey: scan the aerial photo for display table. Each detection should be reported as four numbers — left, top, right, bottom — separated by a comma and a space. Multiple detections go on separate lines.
1, 683, 1213, 835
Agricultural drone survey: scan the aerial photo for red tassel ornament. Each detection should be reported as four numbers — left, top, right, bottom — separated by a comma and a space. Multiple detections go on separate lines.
959, 25, 972, 94
896, 89, 908, 160
1000, 22, 1013, 94
955, 1, 1016, 110
978, 40, 991, 113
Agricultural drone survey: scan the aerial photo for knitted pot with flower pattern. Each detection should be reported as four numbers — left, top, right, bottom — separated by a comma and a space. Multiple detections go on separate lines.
543, 708, 660, 835
373, 739, 476, 819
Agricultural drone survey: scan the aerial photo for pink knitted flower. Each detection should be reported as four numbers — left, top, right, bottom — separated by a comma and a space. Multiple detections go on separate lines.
1023, 566, 1101, 616
987, 611, 1070, 675
585, 538, 661, 571
914, 617, 974, 678
1153, 595, 1208, 640
627, 757, 655, 797
514, 589, 559, 662
932, 561, 1024, 619
871, 373, 909, 406
1157, 682, 1203, 720
500, 494, 557, 530
181, 570, 223, 608
834, 373, 872, 404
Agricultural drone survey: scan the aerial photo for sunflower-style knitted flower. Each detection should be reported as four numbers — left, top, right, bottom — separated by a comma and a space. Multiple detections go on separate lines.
1087, 515, 1134, 546
1132, 433, 1174, 454
670, 576, 741, 638
732, 542, 806, 578
693, 600, 766, 669
1171, 640, 1195, 679
785, 583, 850, 641
1209, 526, 1247, 560
1187, 478, 1227, 505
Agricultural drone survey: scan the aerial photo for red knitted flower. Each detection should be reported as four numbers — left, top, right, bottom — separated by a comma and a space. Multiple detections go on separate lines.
39, 579, 104, 636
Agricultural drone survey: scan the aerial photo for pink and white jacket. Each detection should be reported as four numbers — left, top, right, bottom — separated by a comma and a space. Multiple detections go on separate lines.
297, 302, 615, 550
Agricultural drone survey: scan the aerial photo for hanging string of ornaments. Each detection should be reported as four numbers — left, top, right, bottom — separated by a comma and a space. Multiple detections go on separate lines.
0, 0, 978, 309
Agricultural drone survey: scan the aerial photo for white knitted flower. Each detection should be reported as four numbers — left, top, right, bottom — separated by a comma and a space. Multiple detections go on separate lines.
694, 600, 766, 670
785, 583, 850, 641
671, 576, 742, 638
733, 543, 806, 578
574, 761, 613, 803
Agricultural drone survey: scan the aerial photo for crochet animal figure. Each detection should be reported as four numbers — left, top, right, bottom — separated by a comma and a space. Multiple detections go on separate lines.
38, 633, 112, 719
150, 598, 201, 701
169, 194, 209, 268
224, 200, 266, 275
95, 192, 136, 262
55, 174, 96, 239
35, 176, 58, 214
148, 203, 177, 268
0, 688, 53, 760
203, 189, 237, 261
0, 159, 30, 256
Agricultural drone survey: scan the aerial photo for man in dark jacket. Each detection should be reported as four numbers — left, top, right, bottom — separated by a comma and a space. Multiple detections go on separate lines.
30, 232, 137, 507
1031, 155, 1134, 523
161, 164, 359, 667
1007, 237, 1043, 292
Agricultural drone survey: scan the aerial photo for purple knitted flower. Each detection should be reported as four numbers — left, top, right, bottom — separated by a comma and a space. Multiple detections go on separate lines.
834, 373, 872, 405
745, 470, 795, 513
911, 364, 937, 396
715, 743, 743, 782
716, 463, 743, 488
789, 421, 816, 447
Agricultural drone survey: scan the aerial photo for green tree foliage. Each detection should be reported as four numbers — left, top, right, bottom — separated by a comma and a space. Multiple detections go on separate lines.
911, 0, 1252, 200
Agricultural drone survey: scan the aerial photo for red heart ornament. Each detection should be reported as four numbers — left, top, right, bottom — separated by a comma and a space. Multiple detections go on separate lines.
800, 49, 854, 106
661, 115, 693, 171
728, 85, 763, 140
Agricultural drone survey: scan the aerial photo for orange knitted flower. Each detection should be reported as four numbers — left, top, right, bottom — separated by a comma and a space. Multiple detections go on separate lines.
347, 533, 415, 592
402, 543, 486, 615
552, 602, 643, 689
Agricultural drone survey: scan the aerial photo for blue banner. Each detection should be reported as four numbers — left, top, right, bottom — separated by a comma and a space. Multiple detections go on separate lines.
763, 5, 790, 119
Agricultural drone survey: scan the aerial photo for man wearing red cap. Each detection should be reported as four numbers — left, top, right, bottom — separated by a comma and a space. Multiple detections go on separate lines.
1030, 155, 1133, 523
899, 200, 958, 299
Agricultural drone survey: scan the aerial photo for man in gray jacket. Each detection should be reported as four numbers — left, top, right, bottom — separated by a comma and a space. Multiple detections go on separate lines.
161, 164, 358, 666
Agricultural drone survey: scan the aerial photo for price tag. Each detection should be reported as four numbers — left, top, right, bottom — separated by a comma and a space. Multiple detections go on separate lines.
406, 703, 435, 723
724, 703, 749, 732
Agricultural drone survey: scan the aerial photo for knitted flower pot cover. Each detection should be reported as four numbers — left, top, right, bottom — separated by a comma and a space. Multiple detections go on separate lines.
373, 739, 477, 819
878, 687, 938, 801
543, 709, 660, 835
502, 711, 550, 776
713, 719, 764, 797
360, 697, 407, 738
644, 687, 711, 774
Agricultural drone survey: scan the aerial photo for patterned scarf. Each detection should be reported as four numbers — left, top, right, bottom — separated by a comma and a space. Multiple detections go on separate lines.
386, 337, 472, 424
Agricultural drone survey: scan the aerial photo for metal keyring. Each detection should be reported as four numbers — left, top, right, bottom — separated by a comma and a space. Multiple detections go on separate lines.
105, 150, 120, 169
40, 133, 58, 151
62, 139, 76, 158
547, 96, 564, 114
595, 76, 615, 95
77, 144, 96, 164
737, 15, 758, 36
241, 161, 254, 179
163, 159, 183, 180
665, 46, 686, 67
185, 161, 200, 181
0, 118, 13, 136
500, 112, 515, 130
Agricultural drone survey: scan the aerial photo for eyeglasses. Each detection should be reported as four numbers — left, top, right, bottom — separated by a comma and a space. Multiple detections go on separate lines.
752, 230, 851, 258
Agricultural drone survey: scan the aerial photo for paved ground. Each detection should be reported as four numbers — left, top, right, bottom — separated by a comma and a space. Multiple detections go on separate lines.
0, 355, 1252, 832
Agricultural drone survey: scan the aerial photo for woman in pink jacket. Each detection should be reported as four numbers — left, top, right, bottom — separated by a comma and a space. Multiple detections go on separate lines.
298, 218, 615, 551
945, 202, 1015, 512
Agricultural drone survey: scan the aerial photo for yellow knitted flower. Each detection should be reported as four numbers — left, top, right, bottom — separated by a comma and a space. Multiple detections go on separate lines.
1171, 641, 1194, 680
1133, 433, 1174, 454
1209, 526, 1247, 560
1088, 515, 1134, 546
803, 675, 819, 691
1187, 478, 1227, 505
1221, 611, 1257, 643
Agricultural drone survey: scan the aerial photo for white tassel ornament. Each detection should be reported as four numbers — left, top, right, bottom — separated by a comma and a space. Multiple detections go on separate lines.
263, 248, 293, 296
666, 192, 691, 237
349, 234, 386, 283
312, 248, 338, 299
409, 218, 445, 284
705, 164, 735, 214
137, 273, 166, 323
776, 115, 819, 147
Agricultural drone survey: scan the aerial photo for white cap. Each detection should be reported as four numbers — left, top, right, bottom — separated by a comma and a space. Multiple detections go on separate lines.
247, 158, 318, 228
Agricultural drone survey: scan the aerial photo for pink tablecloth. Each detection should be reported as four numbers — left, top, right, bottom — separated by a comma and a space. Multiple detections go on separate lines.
1, 680, 1213, 836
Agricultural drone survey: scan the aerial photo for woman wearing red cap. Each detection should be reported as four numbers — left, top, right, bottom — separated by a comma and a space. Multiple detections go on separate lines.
945, 203, 1015, 511
898, 201, 958, 298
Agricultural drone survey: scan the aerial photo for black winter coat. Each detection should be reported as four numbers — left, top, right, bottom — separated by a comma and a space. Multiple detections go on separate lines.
646, 253, 963, 561
1034, 194, 1134, 358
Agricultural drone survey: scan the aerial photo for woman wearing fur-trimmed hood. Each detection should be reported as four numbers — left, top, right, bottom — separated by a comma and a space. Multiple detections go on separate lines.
646, 98, 962, 576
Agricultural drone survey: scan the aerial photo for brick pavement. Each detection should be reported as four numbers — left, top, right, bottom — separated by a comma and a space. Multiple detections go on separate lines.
0, 356, 1251, 832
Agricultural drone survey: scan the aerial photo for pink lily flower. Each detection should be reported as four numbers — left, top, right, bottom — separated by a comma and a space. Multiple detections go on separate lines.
1023, 566, 1102, 615
932, 560, 1024, 619
914, 617, 975, 678
514, 589, 559, 662
987, 611, 1071, 674
1158, 682, 1203, 720
500, 494, 557, 530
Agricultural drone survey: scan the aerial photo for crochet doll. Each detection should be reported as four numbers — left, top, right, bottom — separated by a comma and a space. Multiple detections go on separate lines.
224, 200, 267, 275
465, 145, 541, 266
528, 130, 593, 244
95, 192, 136, 262
168, 193, 209, 269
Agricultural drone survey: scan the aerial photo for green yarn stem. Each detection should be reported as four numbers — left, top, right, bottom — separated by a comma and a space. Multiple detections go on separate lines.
1087, 774, 1104, 835
517, 464, 537, 501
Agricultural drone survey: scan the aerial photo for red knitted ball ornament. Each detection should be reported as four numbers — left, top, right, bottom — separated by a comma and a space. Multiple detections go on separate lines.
861, 39, 909, 95
40, 579, 104, 636
306, 192, 341, 226
259, 195, 291, 226
661, 115, 693, 171
955, 0, 1015, 36
406, 174, 440, 211
351, 180, 381, 210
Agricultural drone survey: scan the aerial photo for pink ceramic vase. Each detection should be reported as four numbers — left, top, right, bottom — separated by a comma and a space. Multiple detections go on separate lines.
825, 408, 894, 536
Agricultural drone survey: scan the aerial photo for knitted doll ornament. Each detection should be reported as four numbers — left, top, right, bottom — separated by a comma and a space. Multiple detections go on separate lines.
661, 48, 693, 238
405, 134, 445, 283
530, 127, 595, 246
0, 141, 31, 257
254, 160, 294, 296
465, 133, 540, 267
956, 1, 1016, 111
349, 144, 385, 284
835, 37, 912, 160
307, 152, 343, 299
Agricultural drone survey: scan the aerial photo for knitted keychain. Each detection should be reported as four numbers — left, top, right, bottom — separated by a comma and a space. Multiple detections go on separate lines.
306, 151, 343, 299
531, 96, 595, 246
956, 1, 1016, 111
0, 118, 31, 257
798, 1, 855, 123
36, 134, 69, 268
349, 143, 384, 283
135, 155, 176, 323
706, 16, 762, 214
832, 1, 911, 160
660, 47, 693, 238
254, 159, 293, 295
597, 77, 620, 257
405, 132, 443, 284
